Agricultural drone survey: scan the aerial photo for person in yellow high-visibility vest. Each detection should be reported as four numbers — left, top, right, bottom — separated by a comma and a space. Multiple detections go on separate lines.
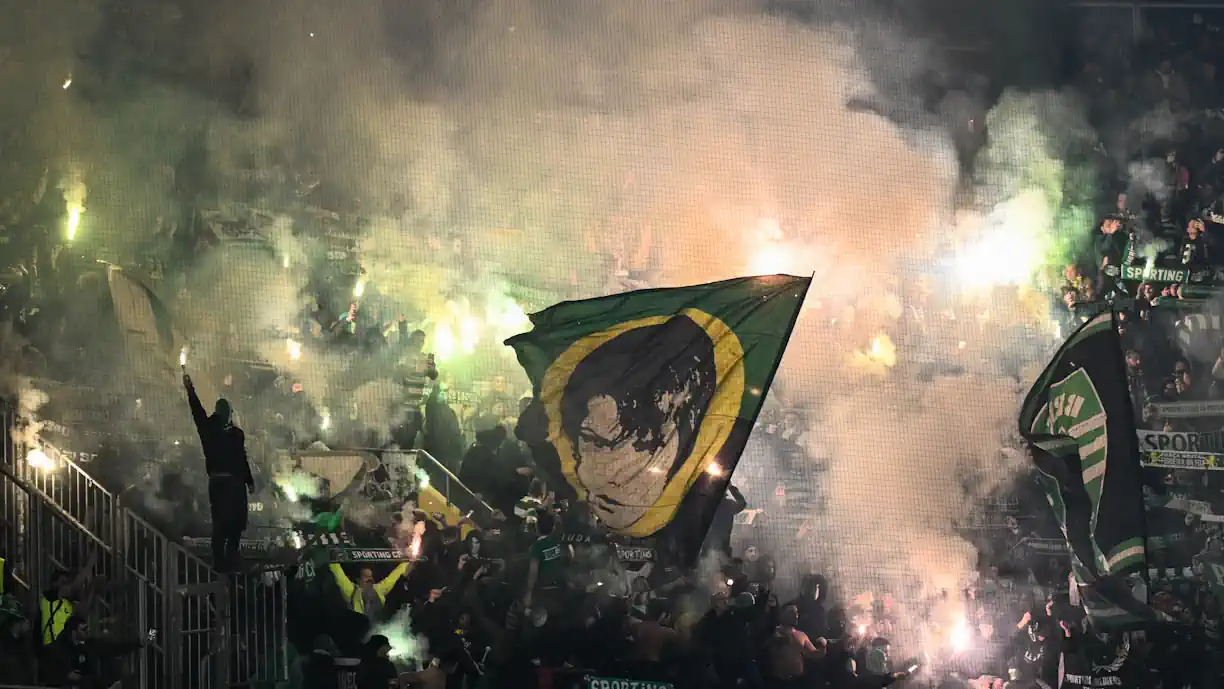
40, 551, 94, 646
329, 561, 411, 620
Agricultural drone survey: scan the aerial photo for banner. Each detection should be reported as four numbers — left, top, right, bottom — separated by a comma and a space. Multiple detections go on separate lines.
1124, 290, 1224, 643
1009, 537, 1069, 560
1136, 430, 1224, 470
1121, 264, 1188, 283
1059, 632, 1136, 688
1149, 400, 1224, 419
1119, 259, 1224, 287
585, 677, 674, 689
507, 276, 809, 554
1018, 311, 1154, 627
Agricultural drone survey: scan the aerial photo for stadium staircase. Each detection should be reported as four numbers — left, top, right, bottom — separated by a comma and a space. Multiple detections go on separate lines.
0, 407, 288, 689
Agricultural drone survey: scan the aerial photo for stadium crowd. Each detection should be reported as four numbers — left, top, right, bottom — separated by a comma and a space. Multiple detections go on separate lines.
272, 8, 1224, 688
9, 5, 1224, 689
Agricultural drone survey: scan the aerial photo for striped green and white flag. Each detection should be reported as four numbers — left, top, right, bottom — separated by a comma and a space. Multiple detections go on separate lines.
1019, 311, 1156, 628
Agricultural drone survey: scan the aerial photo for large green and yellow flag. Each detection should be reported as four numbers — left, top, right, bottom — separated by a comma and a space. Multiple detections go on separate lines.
505, 275, 809, 542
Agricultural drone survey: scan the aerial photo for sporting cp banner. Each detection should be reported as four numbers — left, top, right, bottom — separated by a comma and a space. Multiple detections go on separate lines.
1136, 430, 1224, 470
1019, 311, 1155, 627
585, 678, 674, 689
506, 275, 809, 549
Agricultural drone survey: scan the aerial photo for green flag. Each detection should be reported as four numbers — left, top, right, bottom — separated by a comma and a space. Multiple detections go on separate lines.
1019, 310, 1155, 628
506, 275, 809, 542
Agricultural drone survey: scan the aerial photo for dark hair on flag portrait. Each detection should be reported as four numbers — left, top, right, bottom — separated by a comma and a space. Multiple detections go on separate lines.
554, 313, 731, 533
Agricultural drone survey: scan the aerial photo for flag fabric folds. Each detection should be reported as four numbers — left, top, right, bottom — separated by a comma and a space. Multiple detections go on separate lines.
1019, 311, 1155, 627
506, 275, 810, 546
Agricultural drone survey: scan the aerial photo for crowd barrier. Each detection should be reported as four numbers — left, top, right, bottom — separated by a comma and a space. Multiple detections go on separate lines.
0, 406, 288, 689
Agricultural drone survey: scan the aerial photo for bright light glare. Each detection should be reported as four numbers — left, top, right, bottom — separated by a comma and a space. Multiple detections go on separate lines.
949, 618, 972, 653
66, 205, 82, 241
857, 624, 867, 636
706, 462, 724, 477
319, 409, 331, 431
487, 297, 531, 340
353, 278, 366, 298
869, 333, 896, 366
286, 339, 302, 361
853, 333, 897, 372
179, 347, 187, 367
27, 448, 54, 472
433, 323, 456, 361
747, 245, 793, 276
953, 193, 1049, 288
62, 77, 72, 89
459, 317, 480, 354
291, 532, 304, 549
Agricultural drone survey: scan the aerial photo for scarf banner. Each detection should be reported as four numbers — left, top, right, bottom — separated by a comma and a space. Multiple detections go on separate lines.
584, 678, 674, 689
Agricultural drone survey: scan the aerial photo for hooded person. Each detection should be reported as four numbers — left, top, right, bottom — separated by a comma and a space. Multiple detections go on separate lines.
460, 418, 530, 515
785, 575, 828, 641
184, 370, 254, 573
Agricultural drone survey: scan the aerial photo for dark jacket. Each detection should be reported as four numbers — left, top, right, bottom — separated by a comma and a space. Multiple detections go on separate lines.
186, 382, 253, 484
302, 650, 340, 689
44, 635, 142, 689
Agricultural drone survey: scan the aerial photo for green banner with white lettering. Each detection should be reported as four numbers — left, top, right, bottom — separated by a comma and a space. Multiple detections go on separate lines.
1120, 264, 1189, 283
1019, 311, 1155, 628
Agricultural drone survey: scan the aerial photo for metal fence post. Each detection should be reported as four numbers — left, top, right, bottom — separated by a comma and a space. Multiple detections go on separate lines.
167, 548, 181, 688
137, 583, 148, 689
279, 576, 289, 683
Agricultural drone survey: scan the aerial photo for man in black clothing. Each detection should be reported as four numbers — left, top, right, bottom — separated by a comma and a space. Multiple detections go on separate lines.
786, 575, 828, 641
1007, 616, 1060, 689
183, 370, 254, 572
694, 589, 760, 689
703, 483, 747, 558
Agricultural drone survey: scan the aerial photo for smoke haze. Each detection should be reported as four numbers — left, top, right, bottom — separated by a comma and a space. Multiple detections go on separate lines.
3, 0, 1095, 611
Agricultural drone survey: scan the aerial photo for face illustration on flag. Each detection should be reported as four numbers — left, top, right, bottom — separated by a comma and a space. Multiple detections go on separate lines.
540, 310, 744, 533
509, 275, 809, 543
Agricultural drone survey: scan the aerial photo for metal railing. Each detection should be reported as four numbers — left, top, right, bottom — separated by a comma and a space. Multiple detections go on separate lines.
0, 408, 288, 689
0, 414, 488, 689
169, 547, 288, 689
307, 446, 495, 524
410, 448, 496, 523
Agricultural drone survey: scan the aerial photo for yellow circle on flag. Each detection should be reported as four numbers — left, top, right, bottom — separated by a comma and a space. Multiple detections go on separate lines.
540, 308, 745, 536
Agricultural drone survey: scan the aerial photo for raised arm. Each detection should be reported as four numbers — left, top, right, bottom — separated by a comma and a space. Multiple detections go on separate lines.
727, 484, 747, 511
183, 373, 208, 429
375, 561, 412, 598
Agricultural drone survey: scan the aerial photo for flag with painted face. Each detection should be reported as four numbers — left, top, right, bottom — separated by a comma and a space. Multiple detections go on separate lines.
1019, 310, 1155, 628
506, 276, 809, 550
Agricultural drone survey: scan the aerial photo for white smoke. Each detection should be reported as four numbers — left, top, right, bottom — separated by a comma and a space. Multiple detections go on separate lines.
1127, 159, 1174, 203
370, 605, 429, 665
3, 376, 52, 471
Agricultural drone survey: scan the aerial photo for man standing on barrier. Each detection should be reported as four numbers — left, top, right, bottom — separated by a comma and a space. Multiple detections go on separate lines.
183, 363, 254, 573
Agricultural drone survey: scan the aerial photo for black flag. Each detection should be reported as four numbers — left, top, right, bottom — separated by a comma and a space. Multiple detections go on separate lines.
1018, 311, 1155, 627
